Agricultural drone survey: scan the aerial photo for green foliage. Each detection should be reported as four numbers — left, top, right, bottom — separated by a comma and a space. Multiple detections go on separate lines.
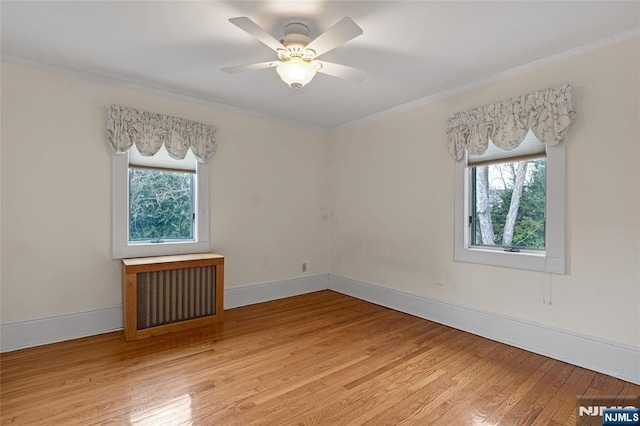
129, 168, 194, 242
490, 159, 546, 249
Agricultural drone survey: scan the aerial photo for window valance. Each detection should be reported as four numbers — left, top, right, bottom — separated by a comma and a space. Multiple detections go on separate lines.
446, 85, 575, 161
106, 105, 218, 163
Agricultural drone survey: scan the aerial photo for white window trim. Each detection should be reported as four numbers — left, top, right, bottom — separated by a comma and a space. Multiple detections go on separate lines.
453, 143, 565, 273
112, 153, 210, 259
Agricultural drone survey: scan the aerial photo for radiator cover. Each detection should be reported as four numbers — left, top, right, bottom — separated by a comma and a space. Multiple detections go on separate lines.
122, 253, 224, 341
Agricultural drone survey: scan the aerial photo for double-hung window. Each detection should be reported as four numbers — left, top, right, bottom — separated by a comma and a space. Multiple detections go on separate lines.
108, 105, 216, 259
449, 85, 574, 274
454, 131, 565, 273
113, 144, 210, 259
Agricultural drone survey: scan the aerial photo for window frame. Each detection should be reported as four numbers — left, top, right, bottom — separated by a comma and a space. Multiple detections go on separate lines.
112, 152, 210, 259
453, 143, 565, 273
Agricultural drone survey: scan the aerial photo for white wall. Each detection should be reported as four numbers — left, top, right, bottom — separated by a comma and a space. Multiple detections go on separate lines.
0, 63, 329, 323
1, 37, 638, 361
330, 38, 640, 348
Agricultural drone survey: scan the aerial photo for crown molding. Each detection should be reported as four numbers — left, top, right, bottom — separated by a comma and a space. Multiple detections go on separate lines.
0, 53, 330, 133
2, 26, 638, 133
334, 26, 640, 132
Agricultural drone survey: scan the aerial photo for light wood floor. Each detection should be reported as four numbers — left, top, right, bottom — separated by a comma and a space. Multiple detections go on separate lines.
1, 290, 638, 425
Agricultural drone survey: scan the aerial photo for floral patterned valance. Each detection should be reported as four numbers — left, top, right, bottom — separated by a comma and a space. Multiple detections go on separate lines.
106, 105, 218, 163
446, 85, 575, 161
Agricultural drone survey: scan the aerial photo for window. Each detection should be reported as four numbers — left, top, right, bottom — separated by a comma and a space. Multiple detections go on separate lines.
471, 158, 546, 251
454, 130, 565, 273
113, 145, 210, 259
129, 167, 194, 243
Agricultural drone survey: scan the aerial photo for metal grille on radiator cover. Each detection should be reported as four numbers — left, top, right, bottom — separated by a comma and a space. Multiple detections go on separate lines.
136, 266, 217, 330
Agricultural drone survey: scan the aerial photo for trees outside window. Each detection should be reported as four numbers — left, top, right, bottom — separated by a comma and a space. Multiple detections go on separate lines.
472, 158, 546, 250
128, 168, 194, 243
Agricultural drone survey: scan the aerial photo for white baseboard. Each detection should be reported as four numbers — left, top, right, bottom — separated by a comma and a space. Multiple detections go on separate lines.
0, 274, 329, 352
0, 305, 123, 353
329, 274, 640, 385
224, 274, 329, 309
4, 273, 638, 386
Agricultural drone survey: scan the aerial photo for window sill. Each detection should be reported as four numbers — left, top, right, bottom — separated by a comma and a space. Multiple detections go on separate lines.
468, 246, 545, 257
113, 240, 210, 260
454, 246, 564, 273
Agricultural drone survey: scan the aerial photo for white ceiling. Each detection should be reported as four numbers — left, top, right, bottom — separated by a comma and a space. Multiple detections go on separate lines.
2, 1, 639, 129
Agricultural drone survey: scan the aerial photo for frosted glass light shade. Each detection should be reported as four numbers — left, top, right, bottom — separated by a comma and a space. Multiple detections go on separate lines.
276, 58, 317, 88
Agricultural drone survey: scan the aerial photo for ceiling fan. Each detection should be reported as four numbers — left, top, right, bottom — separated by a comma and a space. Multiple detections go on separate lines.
222, 17, 367, 89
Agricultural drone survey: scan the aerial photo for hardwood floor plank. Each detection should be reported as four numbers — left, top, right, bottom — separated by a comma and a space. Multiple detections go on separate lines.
212, 323, 477, 425
532, 367, 594, 426
1, 290, 638, 425
500, 361, 574, 424
427, 345, 531, 425
291, 335, 488, 425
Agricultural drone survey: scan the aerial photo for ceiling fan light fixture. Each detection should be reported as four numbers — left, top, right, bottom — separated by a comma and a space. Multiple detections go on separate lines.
225, 17, 366, 88
276, 57, 316, 89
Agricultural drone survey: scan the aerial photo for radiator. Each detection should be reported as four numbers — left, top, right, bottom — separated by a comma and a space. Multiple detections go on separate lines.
136, 266, 217, 329
122, 253, 224, 341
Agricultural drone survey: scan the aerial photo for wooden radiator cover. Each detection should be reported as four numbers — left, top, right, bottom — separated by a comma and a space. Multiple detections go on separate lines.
122, 253, 224, 341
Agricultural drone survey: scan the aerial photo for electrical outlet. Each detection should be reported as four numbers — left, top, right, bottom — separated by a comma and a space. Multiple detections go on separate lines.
302, 262, 308, 272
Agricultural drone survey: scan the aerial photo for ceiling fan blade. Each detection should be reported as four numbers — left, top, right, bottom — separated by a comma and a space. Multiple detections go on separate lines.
221, 61, 279, 74
305, 17, 363, 58
229, 17, 286, 52
316, 61, 367, 84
